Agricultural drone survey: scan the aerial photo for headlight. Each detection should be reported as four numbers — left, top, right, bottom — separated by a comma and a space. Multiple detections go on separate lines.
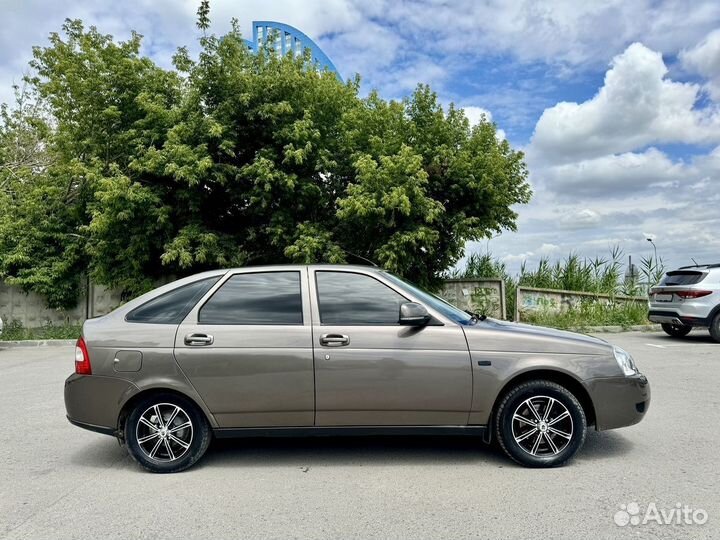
613, 346, 638, 376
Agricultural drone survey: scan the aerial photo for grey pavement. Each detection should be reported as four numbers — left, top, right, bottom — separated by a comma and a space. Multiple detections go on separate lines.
0, 331, 718, 539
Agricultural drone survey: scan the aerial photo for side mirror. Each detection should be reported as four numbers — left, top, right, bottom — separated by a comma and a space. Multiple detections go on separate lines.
399, 302, 431, 326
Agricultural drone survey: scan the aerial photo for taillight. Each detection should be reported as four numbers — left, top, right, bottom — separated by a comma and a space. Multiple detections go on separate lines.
675, 290, 713, 299
75, 337, 92, 375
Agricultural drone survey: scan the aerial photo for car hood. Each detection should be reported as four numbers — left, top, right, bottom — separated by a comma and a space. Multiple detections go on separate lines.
463, 318, 612, 355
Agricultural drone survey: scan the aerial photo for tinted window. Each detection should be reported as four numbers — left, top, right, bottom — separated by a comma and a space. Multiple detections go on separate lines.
382, 272, 473, 325
316, 271, 407, 325
199, 272, 302, 324
127, 276, 220, 324
660, 271, 706, 286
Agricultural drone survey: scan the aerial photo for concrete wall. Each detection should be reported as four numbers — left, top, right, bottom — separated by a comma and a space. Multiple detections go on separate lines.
440, 278, 506, 319
0, 281, 124, 328
515, 286, 647, 322
1, 277, 508, 328
2, 278, 653, 328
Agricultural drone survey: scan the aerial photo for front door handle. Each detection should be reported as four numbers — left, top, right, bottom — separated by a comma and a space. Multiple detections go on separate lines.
184, 333, 214, 346
320, 334, 350, 347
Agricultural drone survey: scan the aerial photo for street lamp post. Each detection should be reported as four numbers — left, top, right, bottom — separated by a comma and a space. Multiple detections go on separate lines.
646, 238, 658, 262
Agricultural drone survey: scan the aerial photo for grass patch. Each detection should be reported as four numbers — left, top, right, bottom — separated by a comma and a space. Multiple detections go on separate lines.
521, 299, 649, 330
0, 319, 81, 341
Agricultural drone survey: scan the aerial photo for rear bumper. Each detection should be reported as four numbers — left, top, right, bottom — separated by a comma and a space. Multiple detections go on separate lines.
648, 310, 710, 327
67, 417, 116, 436
585, 374, 650, 431
64, 373, 137, 435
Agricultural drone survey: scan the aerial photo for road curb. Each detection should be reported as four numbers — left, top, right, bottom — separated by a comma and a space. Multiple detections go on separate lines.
0, 339, 76, 348
571, 324, 661, 333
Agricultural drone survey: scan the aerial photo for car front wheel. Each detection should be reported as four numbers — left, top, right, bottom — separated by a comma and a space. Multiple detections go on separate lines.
494, 380, 586, 468
125, 393, 211, 473
661, 323, 692, 338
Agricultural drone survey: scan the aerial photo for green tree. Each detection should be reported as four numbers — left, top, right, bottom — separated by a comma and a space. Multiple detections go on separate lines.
0, 9, 530, 308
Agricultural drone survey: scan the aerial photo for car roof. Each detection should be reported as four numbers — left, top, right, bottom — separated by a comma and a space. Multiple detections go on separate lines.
220, 263, 383, 273
677, 263, 720, 270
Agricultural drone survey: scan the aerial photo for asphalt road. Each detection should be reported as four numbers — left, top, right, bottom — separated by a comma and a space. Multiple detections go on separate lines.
1, 331, 718, 539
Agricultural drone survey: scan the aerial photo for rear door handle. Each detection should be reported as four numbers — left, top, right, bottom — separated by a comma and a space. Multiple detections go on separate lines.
184, 333, 214, 346
320, 334, 350, 347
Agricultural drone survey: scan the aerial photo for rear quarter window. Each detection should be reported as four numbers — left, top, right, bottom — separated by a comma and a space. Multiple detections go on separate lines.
126, 276, 221, 324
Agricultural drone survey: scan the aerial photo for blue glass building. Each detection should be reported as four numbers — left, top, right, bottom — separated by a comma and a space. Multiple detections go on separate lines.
243, 21, 340, 77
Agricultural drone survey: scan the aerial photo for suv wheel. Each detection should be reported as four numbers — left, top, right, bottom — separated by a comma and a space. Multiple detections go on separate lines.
125, 393, 211, 473
494, 380, 586, 468
710, 313, 720, 343
661, 323, 692, 338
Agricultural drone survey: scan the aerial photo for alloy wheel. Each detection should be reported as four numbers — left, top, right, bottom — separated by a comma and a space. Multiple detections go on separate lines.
511, 395, 574, 456
135, 403, 194, 462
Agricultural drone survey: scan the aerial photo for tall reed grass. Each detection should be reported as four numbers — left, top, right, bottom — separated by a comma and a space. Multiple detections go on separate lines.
449, 246, 664, 322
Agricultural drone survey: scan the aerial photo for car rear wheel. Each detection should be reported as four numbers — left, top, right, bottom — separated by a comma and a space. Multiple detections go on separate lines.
710, 313, 720, 343
125, 393, 211, 473
661, 323, 692, 338
494, 380, 586, 468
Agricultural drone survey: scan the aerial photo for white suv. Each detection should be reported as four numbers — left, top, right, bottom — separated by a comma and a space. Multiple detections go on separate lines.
648, 264, 720, 342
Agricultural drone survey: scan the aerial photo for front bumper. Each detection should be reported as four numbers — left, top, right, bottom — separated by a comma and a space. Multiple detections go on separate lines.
64, 373, 137, 436
585, 373, 650, 431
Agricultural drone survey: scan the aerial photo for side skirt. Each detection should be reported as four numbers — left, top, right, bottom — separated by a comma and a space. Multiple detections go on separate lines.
213, 425, 487, 439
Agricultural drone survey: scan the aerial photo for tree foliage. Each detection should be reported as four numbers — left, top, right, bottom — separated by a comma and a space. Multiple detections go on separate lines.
0, 11, 530, 308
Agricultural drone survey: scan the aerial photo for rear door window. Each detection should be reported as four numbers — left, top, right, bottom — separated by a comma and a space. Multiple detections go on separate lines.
199, 272, 303, 325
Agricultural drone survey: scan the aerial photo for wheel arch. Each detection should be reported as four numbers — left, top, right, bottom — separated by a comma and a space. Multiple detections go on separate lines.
117, 387, 215, 441
491, 369, 596, 428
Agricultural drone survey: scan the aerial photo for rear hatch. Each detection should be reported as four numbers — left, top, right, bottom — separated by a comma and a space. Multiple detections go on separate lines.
649, 270, 709, 306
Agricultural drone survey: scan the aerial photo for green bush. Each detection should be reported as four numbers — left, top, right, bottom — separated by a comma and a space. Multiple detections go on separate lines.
0, 319, 81, 341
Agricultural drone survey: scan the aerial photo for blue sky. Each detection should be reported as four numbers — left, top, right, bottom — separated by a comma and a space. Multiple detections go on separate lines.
1, 0, 719, 275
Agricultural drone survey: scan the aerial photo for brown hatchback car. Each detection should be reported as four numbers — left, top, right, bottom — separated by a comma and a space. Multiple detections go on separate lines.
65, 265, 650, 473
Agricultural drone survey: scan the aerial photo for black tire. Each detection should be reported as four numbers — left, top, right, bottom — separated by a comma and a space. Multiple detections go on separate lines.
710, 313, 720, 343
494, 380, 586, 468
125, 393, 211, 473
661, 323, 692, 338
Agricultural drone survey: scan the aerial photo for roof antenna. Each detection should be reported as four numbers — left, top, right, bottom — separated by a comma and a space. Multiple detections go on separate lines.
691, 257, 699, 266
339, 247, 378, 267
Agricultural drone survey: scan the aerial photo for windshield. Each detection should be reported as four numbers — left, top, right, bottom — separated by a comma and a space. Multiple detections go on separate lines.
381, 272, 475, 326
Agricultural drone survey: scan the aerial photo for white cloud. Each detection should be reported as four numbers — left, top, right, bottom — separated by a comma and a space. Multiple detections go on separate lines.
378, 0, 720, 67
559, 208, 601, 229
501, 251, 535, 265
680, 29, 720, 101
459, 106, 506, 140
488, 140, 720, 273
537, 242, 561, 255
530, 43, 720, 164
491, 35, 720, 274
543, 147, 686, 197
462, 106, 492, 127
